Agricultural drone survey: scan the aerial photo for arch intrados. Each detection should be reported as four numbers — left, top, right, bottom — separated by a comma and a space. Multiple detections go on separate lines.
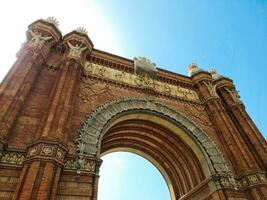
101, 117, 205, 188
98, 111, 211, 177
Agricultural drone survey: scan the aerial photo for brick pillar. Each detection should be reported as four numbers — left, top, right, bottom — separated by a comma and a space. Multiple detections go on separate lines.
215, 76, 267, 171
12, 141, 67, 200
12, 29, 94, 199
189, 64, 259, 174
37, 30, 93, 143
214, 74, 267, 199
0, 18, 61, 152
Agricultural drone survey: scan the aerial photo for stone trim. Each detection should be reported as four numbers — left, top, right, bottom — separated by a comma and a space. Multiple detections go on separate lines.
25, 141, 67, 166
77, 97, 230, 175
0, 151, 25, 166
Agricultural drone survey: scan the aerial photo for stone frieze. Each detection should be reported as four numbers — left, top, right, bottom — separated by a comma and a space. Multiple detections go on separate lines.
84, 62, 199, 102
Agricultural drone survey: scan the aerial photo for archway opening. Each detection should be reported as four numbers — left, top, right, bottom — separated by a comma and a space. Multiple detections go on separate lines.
78, 98, 231, 199
97, 112, 208, 199
98, 152, 171, 200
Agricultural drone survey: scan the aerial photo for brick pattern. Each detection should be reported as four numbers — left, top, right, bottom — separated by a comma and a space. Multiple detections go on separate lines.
0, 19, 266, 199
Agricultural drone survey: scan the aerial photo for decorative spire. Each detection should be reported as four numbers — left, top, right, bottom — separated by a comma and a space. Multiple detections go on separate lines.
188, 63, 202, 76
45, 16, 59, 27
76, 26, 88, 34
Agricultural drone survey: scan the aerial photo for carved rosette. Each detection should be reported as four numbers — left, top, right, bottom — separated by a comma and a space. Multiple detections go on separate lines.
25, 141, 67, 166
63, 29, 93, 65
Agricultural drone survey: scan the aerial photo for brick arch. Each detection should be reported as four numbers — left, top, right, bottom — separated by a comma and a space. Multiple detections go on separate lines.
77, 97, 230, 176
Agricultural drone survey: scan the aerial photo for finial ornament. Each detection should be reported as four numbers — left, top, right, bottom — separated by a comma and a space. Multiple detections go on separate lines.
209, 69, 222, 80
76, 27, 88, 34
45, 16, 59, 27
225, 88, 242, 104
133, 56, 157, 78
188, 63, 203, 76
28, 29, 52, 49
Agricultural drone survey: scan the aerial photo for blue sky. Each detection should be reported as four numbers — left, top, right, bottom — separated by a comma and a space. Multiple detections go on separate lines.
0, 1, 266, 199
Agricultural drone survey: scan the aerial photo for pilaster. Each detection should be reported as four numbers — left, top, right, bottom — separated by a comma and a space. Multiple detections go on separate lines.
0, 18, 61, 151
37, 27, 93, 143
189, 64, 259, 174
12, 141, 67, 200
215, 76, 267, 172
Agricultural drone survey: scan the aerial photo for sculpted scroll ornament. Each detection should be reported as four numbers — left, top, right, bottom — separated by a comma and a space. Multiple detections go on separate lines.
84, 62, 199, 101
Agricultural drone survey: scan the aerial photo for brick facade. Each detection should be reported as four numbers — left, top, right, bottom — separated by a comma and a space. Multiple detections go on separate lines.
0, 18, 266, 200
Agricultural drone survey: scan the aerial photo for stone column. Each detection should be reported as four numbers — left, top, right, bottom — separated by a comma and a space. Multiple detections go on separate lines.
0, 18, 61, 153
189, 64, 259, 175
213, 71, 267, 199
12, 28, 94, 199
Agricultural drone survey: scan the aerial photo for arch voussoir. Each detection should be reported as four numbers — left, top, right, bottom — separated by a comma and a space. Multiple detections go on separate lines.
77, 97, 231, 178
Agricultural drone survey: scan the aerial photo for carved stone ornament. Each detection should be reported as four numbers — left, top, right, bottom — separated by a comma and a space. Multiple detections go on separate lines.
67, 41, 87, 60
0, 142, 4, 157
209, 69, 222, 80
76, 26, 88, 34
225, 88, 242, 104
0, 152, 25, 165
84, 62, 199, 101
188, 63, 203, 76
45, 16, 59, 27
28, 29, 52, 50
204, 82, 219, 98
76, 97, 230, 175
79, 79, 112, 102
64, 158, 95, 173
133, 56, 157, 78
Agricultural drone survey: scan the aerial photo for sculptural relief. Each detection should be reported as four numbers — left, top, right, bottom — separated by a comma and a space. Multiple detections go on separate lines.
225, 88, 242, 104
28, 29, 52, 49
67, 41, 87, 60
83, 62, 199, 102
134, 56, 157, 78
79, 79, 112, 102
205, 82, 219, 98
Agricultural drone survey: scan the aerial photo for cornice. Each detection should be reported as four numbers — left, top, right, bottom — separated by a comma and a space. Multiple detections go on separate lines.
90, 49, 194, 87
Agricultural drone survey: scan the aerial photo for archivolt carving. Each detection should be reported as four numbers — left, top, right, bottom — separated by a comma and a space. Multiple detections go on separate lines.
77, 98, 231, 176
